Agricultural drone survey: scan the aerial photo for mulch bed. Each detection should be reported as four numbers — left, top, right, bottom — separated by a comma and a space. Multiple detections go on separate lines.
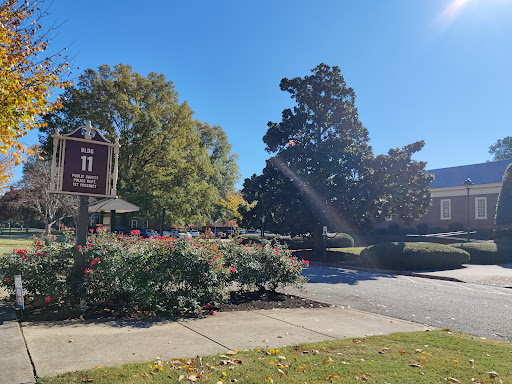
7, 290, 327, 323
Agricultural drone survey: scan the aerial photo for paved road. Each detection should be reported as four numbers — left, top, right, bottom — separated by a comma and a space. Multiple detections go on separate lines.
284, 265, 512, 342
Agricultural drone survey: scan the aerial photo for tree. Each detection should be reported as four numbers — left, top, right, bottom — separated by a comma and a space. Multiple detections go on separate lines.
0, 187, 38, 229
18, 154, 78, 235
489, 137, 512, 162
40, 64, 239, 225
0, 0, 71, 164
0, 154, 15, 193
241, 64, 432, 242
495, 164, 512, 227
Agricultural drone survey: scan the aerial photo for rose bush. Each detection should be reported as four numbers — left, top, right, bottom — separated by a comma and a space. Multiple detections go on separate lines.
0, 232, 308, 315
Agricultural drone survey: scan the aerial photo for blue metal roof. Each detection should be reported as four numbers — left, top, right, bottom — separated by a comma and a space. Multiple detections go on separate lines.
429, 160, 512, 188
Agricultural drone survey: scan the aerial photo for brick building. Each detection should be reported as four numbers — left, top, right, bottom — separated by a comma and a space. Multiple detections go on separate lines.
384, 160, 512, 232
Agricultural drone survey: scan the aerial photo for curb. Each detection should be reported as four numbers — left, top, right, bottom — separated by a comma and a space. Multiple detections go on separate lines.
309, 260, 466, 283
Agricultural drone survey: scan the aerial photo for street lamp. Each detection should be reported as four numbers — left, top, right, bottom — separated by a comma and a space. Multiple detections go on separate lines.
464, 178, 472, 242
261, 215, 266, 239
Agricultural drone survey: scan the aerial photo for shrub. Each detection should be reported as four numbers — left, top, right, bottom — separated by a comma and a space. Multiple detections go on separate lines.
416, 223, 429, 235
448, 222, 465, 232
279, 235, 314, 250
451, 242, 512, 264
399, 227, 417, 235
496, 163, 512, 226
0, 237, 73, 303
388, 223, 400, 235
371, 227, 387, 235
359, 242, 470, 270
223, 241, 308, 291
0, 232, 308, 315
326, 233, 355, 248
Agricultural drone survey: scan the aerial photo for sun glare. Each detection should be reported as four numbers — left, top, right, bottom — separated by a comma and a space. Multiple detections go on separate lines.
437, 0, 472, 25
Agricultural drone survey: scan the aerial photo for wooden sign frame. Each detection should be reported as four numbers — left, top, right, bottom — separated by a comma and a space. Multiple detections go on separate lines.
49, 121, 120, 198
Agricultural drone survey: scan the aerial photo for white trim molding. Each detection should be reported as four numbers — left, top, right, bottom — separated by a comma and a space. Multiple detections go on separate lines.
431, 183, 501, 198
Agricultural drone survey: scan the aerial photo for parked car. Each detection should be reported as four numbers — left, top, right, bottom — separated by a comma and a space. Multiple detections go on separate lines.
113, 227, 129, 234
190, 230, 201, 237
141, 229, 158, 238
178, 232, 192, 239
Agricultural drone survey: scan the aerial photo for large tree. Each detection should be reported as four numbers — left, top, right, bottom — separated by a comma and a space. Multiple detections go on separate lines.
489, 136, 512, 162
241, 64, 432, 240
0, 0, 71, 164
495, 163, 512, 227
18, 155, 78, 235
40, 64, 238, 225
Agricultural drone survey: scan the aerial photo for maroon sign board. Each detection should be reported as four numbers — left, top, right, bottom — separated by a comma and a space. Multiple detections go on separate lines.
61, 140, 109, 196
50, 122, 120, 198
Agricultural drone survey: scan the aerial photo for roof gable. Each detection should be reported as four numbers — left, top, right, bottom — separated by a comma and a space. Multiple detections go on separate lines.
429, 160, 512, 188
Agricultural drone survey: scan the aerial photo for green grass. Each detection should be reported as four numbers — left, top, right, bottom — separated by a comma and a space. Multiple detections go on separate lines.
328, 246, 364, 255
37, 330, 512, 383
0, 237, 34, 256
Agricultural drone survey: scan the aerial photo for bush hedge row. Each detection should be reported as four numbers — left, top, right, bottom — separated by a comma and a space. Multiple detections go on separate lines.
451, 242, 512, 264
359, 242, 470, 270
0, 232, 308, 316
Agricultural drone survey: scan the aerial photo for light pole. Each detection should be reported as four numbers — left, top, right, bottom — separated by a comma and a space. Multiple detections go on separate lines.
464, 178, 472, 242
261, 215, 266, 239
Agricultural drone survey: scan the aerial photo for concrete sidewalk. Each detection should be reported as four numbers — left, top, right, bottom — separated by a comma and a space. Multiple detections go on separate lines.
0, 299, 36, 384
412, 263, 512, 287
2, 303, 429, 381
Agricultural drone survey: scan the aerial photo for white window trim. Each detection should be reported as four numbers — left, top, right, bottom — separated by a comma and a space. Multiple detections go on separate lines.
474, 197, 487, 220
131, 219, 138, 229
440, 199, 451, 220
385, 215, 392, 221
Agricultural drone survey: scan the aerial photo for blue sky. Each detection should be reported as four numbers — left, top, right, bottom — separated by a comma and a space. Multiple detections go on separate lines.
13, 0, 512, 188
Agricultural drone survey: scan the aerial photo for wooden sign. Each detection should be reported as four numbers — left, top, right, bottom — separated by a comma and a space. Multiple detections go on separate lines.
50, 121, 120, 198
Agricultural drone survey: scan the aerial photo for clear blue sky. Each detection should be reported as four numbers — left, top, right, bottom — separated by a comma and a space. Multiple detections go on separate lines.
13, 0, 512, 188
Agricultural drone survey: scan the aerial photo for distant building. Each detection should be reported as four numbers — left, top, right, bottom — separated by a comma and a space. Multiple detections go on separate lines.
383, 160, 512, 233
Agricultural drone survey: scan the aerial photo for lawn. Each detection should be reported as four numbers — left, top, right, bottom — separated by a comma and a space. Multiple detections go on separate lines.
38, 330, 512, 383
328, 246, 364, 256
0, 237, 35, 256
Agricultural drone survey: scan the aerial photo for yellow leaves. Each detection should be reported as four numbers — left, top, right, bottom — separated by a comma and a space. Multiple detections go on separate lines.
0, 0, 72, 163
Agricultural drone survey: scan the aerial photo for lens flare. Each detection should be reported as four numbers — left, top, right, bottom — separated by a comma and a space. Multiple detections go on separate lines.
437, 0, 472, 25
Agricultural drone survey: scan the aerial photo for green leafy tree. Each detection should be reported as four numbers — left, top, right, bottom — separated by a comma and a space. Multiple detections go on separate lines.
495, 164, 512, 227
241, 64, 432, 243
40, 64, 238, 225
489, 137, 512, 161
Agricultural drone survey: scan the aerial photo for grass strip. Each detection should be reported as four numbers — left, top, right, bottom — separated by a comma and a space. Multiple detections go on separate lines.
0, 238, 34, 256
38, 330, 512, 383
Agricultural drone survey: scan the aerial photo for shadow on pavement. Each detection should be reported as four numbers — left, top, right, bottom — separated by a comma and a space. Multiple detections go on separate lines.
305, 265, 396, 285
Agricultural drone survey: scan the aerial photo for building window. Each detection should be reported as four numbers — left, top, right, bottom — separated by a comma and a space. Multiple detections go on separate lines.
475, 197, 487, 219
131, 219, 137, 229
441, 199, 451, 220
385, 215, 392, 221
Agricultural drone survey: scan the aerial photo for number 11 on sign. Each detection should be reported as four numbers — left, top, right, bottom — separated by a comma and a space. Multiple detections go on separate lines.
81, 155, 93, 172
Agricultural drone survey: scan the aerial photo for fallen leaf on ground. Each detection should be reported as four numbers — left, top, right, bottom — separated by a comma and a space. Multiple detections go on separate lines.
446, 378, 461, 383
409, 363, 422, 368
488, 371, 499, 378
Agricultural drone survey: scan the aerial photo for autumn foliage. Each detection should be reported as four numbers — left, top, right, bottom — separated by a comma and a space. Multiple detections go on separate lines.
0, 0, 72, 164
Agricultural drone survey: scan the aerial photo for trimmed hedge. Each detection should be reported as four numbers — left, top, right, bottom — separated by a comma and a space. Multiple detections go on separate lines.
279, 236, 314, 250
360, 242, 470, 270
451, 242, 512, 264
278, 233, 355, 250
327, 233, 355, 248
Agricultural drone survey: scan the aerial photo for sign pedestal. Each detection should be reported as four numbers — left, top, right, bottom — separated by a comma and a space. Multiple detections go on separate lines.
49, 121, 120, 306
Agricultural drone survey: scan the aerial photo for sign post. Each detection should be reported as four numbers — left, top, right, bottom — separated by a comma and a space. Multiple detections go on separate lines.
50, 121, 120, 304
322, 225, 328, 261
15, 275, 24, 319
